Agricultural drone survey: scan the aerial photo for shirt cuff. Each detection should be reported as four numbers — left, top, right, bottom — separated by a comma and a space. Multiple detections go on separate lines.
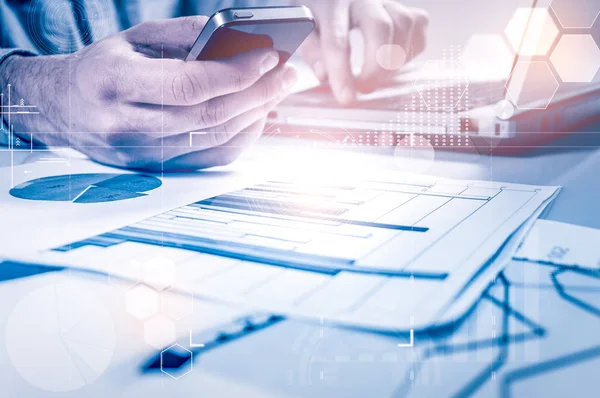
0, 48, 38, 67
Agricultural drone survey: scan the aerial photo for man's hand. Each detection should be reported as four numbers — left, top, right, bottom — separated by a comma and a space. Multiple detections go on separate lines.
296, 0, 429, 104
1, 16, 297, 171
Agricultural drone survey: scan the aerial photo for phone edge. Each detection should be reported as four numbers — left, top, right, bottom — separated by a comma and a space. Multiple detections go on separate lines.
185, 6, 315, 62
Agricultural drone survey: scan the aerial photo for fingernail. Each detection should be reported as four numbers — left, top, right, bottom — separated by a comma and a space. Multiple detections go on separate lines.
313, 61, 326, 81
260, 53, 279, 75
339, 87, 355, 104
282, 67, 298, 91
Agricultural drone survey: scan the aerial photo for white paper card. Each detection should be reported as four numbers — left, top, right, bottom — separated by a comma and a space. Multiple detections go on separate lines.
515, 219, 600, 270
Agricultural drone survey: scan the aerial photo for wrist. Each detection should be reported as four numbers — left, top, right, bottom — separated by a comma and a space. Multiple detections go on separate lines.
0, 54, 70, 145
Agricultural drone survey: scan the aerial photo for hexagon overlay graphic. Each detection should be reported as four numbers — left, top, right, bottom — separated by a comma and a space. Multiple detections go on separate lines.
126, 285, 159, 319
506, 61, 559, 109
505, 8, 559, 56
415, 60, 468, 109
461, 34, 514, 80
162, 287, 194, 321
144, 315, 177, 349
551, 35, 600, 83
142, 254, 177, 291
161, 344, 193, 380
108, 258, 141, 290
551, 0, 600, 28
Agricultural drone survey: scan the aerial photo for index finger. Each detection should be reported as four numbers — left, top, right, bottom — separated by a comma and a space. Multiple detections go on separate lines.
124, 16, 209, 52
352, 2, 396, 92
163, 119, 267, 171
115, 47, 280, 106
318, 1, 355, 104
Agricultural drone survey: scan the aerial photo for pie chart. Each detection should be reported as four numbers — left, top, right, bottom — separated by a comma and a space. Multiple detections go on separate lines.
9, 173, 161, 203
5, 283, 116, 392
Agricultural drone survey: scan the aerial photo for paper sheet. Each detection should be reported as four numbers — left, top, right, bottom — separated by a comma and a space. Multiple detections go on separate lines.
14, 170, 559, 332
515, 219, 600, 270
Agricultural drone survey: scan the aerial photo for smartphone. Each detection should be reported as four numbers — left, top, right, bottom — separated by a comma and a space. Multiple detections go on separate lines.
186, 6, 315, 64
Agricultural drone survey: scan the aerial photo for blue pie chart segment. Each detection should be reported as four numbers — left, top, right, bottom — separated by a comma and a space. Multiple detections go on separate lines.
9, 174, 162, 203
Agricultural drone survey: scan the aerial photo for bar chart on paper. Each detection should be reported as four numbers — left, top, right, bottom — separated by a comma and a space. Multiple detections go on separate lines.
73, 179, 546, 275
40, 174, 559, 330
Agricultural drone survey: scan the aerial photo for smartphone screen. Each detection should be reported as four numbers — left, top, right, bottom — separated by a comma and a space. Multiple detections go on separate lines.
196, 20, 315, 64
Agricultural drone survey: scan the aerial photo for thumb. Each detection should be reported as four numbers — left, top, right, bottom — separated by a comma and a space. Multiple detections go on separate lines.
124, 16, 209, 52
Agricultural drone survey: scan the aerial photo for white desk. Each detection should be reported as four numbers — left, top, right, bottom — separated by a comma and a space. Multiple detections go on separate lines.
1, 128, 599, 398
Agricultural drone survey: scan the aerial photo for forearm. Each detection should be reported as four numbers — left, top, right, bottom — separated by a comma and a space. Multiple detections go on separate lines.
0, 49, 34, 131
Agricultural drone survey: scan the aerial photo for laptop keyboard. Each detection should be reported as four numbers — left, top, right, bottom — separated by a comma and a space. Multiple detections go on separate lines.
290, 80, 507, 112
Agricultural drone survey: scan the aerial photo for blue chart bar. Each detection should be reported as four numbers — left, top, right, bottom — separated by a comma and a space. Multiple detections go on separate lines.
194, 198, 430, 232
95, 227, 447, 279
53, 235, 125, 252
245, 187, 346, 200
204, 194, 349, 216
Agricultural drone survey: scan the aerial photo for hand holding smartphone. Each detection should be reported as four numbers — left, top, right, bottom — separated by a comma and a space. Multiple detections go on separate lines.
186, 6, 315, 64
